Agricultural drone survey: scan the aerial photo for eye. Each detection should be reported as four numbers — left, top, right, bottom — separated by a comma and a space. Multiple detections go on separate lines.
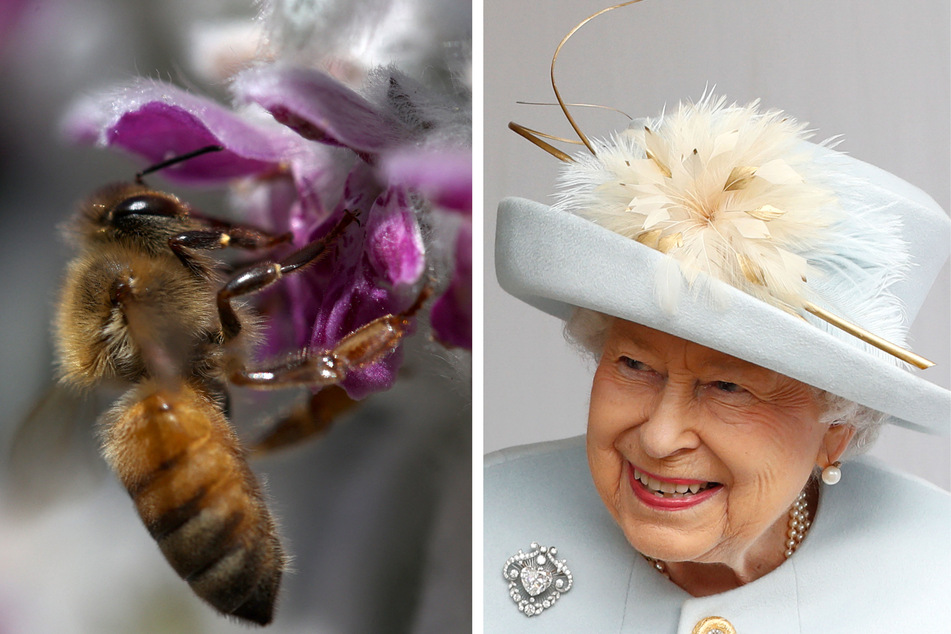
618, 356, 656, 374
109, 194, 183, 223
714, 381, 746, 394
617, 355, 660, 381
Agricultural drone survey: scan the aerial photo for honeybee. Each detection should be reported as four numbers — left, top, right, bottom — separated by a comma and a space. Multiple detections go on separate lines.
39, 148, 425, 625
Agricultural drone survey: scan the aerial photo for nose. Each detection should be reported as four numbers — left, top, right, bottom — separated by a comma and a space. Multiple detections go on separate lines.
637, 382, 701, 459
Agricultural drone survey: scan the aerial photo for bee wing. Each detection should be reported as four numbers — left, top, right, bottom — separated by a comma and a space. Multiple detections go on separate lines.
4, 383, 109, 512
120, 296, 190, 389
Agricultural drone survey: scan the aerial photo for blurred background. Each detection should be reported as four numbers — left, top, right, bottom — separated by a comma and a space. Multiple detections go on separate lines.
484, 0, 950, 490
0, 0, 471, 632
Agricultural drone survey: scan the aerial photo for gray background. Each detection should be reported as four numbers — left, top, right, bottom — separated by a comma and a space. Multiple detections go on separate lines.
484, 0, 951, 490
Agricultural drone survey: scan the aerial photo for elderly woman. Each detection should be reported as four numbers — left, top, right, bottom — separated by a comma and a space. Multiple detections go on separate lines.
484, 71, 950, 634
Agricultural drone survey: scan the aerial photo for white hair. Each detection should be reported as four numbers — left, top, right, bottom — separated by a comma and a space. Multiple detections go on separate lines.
564, 307, 886, 458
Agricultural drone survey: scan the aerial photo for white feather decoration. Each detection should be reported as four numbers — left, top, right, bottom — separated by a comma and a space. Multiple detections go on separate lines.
552, 95, 912, 363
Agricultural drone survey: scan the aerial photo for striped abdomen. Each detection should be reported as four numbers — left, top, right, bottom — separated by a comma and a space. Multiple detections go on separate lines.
101, 382, 284, 625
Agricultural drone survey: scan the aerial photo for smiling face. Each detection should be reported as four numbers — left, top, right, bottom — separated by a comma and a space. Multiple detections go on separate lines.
587, 319, 849, 574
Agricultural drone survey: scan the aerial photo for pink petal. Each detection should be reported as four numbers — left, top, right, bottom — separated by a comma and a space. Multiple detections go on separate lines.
303, 250, 410, 399
314, 272, 408, 399
430, 221, 472, 349
365, 188, 426, 288
382, 147, 472, 214
233, 65, 410, 157
62, 79, 298, 183
278, 178, 422, 400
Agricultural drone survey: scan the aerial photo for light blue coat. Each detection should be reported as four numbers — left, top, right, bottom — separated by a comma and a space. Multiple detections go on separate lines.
484, 436, 950, 633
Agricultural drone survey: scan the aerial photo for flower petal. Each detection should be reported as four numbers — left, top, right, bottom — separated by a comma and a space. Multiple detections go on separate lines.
62, 79, 297, 183
365, 188, 426, 287
301, 244, 411, 400
233, 65, 410, 156
430, 221, 472, 349
381, 147, 471, 215
280, 172, 422, 399
315, 270, 409, 399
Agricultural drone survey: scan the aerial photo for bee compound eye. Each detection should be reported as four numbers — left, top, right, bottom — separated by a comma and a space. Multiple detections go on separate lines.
110, 194, 183, 223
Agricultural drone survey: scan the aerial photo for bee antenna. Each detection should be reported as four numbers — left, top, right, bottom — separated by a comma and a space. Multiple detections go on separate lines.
135, 145, 225, 184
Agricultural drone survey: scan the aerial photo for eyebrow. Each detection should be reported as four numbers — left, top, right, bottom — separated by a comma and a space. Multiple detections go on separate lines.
617, 330, 659, 354
608, 326, 663, 360
701, 356, 760, 375
614, 325, 765, 377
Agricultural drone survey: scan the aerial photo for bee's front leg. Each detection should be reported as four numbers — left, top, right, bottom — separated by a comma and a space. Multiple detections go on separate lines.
168, 223, 291, 274
214, 211, 359, 341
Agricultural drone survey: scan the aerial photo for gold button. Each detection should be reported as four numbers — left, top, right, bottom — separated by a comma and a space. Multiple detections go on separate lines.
692, 616, 736, 634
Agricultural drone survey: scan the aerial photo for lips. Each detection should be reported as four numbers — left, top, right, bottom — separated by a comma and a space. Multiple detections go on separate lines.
628, 464, 722, 510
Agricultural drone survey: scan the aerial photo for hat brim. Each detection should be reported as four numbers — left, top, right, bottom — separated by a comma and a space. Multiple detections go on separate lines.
496, 196, 950, 435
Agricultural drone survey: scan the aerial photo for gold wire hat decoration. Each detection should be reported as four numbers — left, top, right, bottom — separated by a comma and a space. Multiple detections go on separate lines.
509, 102, 631, 163
507, 1, 936, 370
509, 0, 644, 162
508, 122, 574, 163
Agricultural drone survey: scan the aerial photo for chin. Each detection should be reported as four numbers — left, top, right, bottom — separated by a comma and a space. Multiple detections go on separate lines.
613, 492, 723, 563
624, 524, 712, 562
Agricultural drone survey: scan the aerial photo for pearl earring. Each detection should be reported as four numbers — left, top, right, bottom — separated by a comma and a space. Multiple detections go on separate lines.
821, 461, 842, 485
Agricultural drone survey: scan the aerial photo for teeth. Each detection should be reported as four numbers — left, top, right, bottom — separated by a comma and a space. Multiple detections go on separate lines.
633, 467, 713, 498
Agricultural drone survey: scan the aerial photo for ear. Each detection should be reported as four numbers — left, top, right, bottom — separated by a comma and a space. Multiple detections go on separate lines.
816, 423, 855, 467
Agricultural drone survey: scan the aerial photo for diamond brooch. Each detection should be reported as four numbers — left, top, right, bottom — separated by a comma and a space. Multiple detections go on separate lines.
503, 542, 573, 617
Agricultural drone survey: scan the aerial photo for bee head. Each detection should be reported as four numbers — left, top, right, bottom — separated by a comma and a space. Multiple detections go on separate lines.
71, 183, 191, 254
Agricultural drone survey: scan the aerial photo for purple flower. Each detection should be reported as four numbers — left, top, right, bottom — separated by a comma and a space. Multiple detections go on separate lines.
381, 147, 472, 348
430, 221, 471, 349
234, 66, 413, 158
63, 79, 300, 183
382, 148, 472, 216
62, 63, 471, 399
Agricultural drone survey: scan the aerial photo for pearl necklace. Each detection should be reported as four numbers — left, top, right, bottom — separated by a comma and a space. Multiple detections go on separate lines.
783, 489, 810, 558
644, 489, 811, 578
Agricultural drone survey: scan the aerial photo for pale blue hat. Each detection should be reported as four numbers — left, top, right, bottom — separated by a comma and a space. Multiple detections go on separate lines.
496, 100, 950, 434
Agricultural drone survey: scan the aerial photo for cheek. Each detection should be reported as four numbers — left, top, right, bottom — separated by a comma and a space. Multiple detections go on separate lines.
586, 369, 647, 509
751, 408, 824, 465
714, 409, 824, 503
708, 385, 823, 462
586, 367, 643, 449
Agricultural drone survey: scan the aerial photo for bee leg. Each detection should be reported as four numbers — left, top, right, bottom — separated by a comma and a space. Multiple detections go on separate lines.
229, 285, 430, 389
216, 211, 359, 341
188, 210, 298, 249
169, 224, 292, 274
249, 386, 359, 455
